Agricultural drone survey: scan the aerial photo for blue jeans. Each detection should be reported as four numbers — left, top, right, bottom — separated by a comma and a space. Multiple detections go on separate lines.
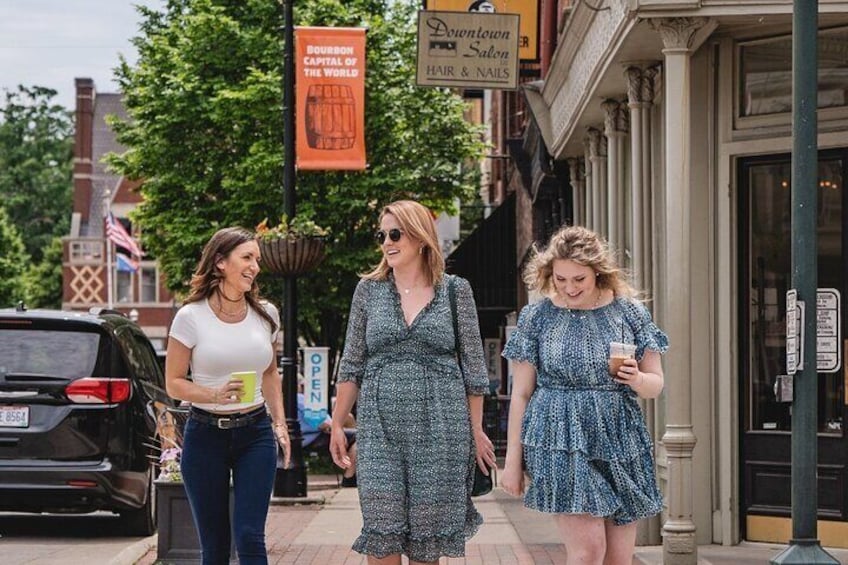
180, 411, 277, 565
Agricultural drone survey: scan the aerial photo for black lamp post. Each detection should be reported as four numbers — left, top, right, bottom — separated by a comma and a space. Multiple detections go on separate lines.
273, 0, 308, 498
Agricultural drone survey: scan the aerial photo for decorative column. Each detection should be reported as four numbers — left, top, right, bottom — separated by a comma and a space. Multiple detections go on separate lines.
583, 136, 594, 230
586, 128, 604, 232
603, 99, 628, 258
625, 68, 645, 290
652, 17, 708, 565
642, 66, 659, 294
625, 63, 661, 546
625, 65, 659, 293
568, 157, 585, 226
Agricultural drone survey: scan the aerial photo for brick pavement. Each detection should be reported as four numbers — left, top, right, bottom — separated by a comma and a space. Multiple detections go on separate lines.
135, 476, 848, 564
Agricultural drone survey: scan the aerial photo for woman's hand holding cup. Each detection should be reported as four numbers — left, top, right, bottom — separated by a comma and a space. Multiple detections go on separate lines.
613, 357, 642, 388
609, 342, 643, 388
212, 379, 245, 405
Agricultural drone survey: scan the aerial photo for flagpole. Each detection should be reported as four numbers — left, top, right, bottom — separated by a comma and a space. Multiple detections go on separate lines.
104, 189, 113, 309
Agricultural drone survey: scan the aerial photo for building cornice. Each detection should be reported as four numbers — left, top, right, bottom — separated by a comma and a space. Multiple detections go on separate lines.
633, 0, 848, 17
544, 0, 634, 158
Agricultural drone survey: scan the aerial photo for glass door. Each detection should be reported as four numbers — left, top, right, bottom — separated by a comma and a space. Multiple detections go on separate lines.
739, 150, 847, 546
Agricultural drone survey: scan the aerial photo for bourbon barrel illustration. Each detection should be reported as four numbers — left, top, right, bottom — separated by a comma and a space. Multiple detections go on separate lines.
305, 84, 356, 150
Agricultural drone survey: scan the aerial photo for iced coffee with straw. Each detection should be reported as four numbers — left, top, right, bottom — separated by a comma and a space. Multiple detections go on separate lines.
608, 342, 637, 376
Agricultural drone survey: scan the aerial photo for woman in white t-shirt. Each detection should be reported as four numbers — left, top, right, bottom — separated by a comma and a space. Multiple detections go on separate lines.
165, 226, 290, 565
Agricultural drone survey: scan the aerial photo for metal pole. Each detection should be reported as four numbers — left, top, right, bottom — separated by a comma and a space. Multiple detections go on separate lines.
273, 0, 307, 498
103, 188, 114, 309
771, 2, 836, 562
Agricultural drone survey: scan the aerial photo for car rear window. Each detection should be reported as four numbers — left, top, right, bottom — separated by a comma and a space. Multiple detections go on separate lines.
0, 329, 100, 378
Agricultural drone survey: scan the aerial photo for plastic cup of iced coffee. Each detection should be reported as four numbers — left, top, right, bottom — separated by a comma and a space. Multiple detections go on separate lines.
608, 342, 637, 376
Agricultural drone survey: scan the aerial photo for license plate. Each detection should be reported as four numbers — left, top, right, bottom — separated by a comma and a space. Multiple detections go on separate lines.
0, 406, 29, 428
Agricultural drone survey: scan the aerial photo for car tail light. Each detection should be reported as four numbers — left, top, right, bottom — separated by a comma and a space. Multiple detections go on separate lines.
65, 378, 132, 404
67, 479, 98, 488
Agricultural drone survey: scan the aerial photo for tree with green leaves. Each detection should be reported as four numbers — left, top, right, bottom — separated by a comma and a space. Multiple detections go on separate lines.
0, 206, 28, 307
0, 85, 73, 264
21, 236, 64, 308
109, 0, 485, 361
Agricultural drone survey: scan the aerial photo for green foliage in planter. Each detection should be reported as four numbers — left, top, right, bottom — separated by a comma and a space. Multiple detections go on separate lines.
256, 214, 329, 241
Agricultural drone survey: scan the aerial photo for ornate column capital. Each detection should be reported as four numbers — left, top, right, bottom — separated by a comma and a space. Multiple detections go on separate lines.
652, 17, 708, 51
602, 99, 620, 135
617, 107, 629, 133
567, 157, 584, 184
586, 128, 602, 159
642, 65, 660, 105
625, 67, 643, 105
603, 100, 629, 136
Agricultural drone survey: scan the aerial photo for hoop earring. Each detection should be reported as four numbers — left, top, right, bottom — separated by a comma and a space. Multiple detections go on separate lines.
419, 247, 424, 255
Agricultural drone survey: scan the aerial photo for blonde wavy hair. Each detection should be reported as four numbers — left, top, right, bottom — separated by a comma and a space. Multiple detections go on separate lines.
524, 225, 636, 299
362, 200, 445, 286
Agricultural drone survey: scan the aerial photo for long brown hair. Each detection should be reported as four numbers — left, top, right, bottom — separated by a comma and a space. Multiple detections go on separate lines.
184, 227, 278, 333
524, 225, 636, 299
361, 200, 445, 286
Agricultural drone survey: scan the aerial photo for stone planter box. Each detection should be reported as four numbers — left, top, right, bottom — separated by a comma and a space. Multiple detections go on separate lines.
155, 480, 236, 564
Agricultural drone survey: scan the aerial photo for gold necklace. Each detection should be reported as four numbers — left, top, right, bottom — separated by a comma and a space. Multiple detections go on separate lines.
395, 276, 424, 296
214, 297, 246, 318
219, 289, 245, 303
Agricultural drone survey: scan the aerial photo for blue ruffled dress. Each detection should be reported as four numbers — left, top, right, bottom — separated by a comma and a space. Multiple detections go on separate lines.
502, 296, 669, 525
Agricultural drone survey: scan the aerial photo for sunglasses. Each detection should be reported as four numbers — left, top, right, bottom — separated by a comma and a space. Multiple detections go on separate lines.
375, 228, 403, 244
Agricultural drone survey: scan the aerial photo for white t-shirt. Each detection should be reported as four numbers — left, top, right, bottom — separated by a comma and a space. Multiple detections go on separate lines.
169, 298, 280, 413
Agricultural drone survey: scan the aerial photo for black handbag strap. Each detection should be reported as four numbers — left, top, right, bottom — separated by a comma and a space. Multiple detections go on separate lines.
450, 275, 492, 490
447, 275, 462, 373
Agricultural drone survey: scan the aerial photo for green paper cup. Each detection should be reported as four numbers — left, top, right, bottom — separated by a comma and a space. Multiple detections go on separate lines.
231, 371, 257, 403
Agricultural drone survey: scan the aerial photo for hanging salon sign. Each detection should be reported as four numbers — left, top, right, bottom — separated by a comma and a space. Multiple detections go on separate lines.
416, 10, 520, 90
423, 0, 539, 61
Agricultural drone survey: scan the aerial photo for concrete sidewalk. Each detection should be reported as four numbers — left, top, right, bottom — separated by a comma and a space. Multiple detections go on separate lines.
133, 476, 848, 564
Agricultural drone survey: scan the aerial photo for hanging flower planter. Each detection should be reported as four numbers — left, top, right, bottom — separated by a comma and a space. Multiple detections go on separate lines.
258, 236, 326, 276
256, 215, 329, 277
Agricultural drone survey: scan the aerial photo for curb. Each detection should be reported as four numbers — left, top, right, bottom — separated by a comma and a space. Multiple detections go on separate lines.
108, 533, 157, 565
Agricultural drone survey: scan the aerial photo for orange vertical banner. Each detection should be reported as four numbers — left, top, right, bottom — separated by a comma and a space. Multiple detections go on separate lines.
295, 27, 367, 171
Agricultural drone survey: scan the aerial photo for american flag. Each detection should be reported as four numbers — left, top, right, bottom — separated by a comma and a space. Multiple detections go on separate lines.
105, 212, 144, 258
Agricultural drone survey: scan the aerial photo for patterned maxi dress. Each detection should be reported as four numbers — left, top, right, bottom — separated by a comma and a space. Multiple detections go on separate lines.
337, 274, 489, 561
502, 297, 669, 525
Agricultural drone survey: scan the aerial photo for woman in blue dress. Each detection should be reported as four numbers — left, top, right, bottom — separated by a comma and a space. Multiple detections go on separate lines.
329, 200, 496, 565
501, 225, 668, 565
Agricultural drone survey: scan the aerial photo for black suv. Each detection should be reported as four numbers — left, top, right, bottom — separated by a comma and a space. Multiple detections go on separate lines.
0, 305, 174, 535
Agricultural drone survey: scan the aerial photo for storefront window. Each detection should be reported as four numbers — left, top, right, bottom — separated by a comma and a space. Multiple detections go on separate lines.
116, 271, 133, 303
140, 267, 157, 303
746, 157, 844, 435
740, 28, 848, 117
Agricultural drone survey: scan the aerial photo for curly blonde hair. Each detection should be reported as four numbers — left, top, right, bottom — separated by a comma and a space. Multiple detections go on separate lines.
361, 200, 445, 286
523, 225, 636, 299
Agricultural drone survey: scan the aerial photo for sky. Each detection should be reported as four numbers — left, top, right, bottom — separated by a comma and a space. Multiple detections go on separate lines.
0, 0, 165, 111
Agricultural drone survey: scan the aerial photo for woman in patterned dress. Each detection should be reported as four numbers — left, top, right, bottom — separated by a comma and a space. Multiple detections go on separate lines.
329, 200, 496, 565
501, 225, 668, 565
